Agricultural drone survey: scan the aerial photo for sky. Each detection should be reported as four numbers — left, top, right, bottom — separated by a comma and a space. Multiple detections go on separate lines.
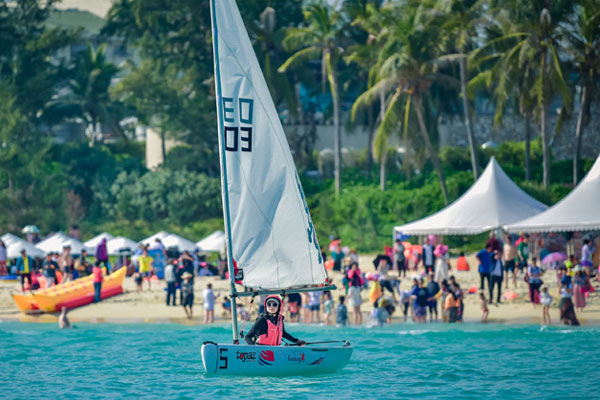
55, 0, 112, 17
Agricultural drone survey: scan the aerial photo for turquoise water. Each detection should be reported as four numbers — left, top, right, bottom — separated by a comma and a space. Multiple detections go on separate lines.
1, 322, 599, 399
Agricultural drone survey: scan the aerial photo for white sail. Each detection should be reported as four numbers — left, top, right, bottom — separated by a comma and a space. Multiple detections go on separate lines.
211, 0, 327, 290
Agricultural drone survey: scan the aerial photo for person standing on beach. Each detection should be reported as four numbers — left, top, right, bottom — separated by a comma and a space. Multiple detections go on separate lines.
308, 291, 322, 324
137, 247, 154, 291
581, 239, 594, 277
527, 257, 543, 307
180, 272, 194, 319
477, 244, 493, 292
43, 253, 58, 288
479, 292, 489, 323
323, 292, 333, 325
202, 282, 216, 323
95, 238, 110, 274
164, 260, 177, 306
486, 232, 502, 253
58, 245, 74, 282
573, 267, 587, 312
517, 234, 530, 274
426, 273, 440, 322
540, 286, 552, 325
411, 278, 428, 323
393, 239, 406, 278
16, 249, 33, 292
422, 237, 435, 275
559, 275, 579, 325
489, 250, 503, 304
92, 261, 103, 303
0, 240, 7, 276
503, 234, 517, 289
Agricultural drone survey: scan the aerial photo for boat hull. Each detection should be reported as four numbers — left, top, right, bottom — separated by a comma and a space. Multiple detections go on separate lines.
201, 343, 352, 376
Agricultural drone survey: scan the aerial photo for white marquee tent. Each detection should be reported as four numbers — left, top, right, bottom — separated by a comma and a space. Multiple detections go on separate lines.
196, 230, 226, 253
2, 236, 44, 259
394, 157, 549, 236
507, 154, 600, 232
1, 233, 23, 247
162, 233, 197, 253
84, 232, 115, 250
107, 236, 139, 255
36, 232, 90, 255
139, 231, 169, 247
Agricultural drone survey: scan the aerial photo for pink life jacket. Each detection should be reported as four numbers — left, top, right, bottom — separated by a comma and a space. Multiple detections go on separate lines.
258, 317, 283, 346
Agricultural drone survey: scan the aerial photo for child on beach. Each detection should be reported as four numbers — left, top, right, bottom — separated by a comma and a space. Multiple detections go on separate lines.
335, 295, 348, 326
134, 272, 143, 293
202, 282, 216, 323
540, 285, 553, 324
181, 272, 194, 319
323, 292, 333, 325
479, 292, 489, 323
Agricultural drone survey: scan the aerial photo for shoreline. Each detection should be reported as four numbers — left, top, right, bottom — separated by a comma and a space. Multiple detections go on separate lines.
2, 254, 599, 327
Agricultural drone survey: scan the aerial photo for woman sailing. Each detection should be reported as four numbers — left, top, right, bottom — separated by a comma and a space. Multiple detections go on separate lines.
245, 295, 306, 346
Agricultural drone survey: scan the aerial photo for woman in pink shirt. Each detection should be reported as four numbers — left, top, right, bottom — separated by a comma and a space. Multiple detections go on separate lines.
92, 261, 104, 303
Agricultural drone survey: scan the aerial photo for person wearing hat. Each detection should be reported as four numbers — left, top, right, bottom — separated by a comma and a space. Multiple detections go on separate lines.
244, 295, 306, 346
181, 272, 195, 319
16, 249, 33, 292
58, 245, 73, 282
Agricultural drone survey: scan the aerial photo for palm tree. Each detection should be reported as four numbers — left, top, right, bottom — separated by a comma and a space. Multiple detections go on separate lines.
436, 0, 482, 181
279, 1, 345, 195
563, 1, 600, 185
477, 1, 573, 187
352, 2, 451, 204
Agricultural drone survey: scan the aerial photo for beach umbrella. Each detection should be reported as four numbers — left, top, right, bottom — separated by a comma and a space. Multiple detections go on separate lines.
21, 225, 40, 234
106, 236, 139, 255
7, 241, 44, 259
372, 254, 392, 268
139, 231, 169, 247
84, 232, 115, 249
541, 252, 568, 265
162, 233, 197, 253
195, 230, 226, 253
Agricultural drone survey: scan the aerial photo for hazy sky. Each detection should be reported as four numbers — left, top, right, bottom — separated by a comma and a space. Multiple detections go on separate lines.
55, 0, 112, 17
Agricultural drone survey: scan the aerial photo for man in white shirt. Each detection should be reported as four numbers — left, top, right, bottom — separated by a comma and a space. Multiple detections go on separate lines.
423, 237, 435, 274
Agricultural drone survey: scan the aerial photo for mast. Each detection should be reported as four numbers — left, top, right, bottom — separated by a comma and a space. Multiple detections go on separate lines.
210, 0, 239, 344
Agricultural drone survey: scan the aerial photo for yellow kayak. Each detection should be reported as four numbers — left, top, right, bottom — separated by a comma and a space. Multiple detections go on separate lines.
12, 267, 126, 313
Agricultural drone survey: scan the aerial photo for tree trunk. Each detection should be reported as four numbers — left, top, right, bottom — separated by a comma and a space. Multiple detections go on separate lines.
414, 95, 449, 205
573, 85, 587, 186
331, 70, 342, 195
367, 103, 374, 181
524, 113, 531, 181
161, 129, 167, 166
379, 88, 386, 191
459, 56, 479, 181
541, 104, 550, 188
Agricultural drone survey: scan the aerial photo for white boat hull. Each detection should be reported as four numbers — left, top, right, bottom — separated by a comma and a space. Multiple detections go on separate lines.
201, 342, 352, 376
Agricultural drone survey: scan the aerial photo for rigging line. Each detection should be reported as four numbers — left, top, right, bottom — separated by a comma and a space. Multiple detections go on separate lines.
238, 292, 257, 339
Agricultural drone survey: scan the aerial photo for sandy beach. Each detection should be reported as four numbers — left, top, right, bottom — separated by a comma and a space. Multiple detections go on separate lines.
1, 254, 599, 326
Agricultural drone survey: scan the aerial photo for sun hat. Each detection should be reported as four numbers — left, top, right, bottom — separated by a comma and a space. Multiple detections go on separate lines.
181, 272, 193, 279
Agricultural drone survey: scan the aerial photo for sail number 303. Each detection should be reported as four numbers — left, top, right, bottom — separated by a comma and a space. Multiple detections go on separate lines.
223, 97, 253, 152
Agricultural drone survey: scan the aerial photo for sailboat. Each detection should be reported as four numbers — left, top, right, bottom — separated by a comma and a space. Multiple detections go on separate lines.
201, 0, 352, 376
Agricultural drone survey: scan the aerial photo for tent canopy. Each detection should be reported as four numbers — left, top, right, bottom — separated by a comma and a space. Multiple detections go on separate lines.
36, 232, 90, 255
139, 231, 169, 247
1, 233, 23, 246
506, 154, 600, 232
107, 236, 139, 255
84, 232, 115, 249
196, 230, 226, 253
7, 240, 44, 259
161, 233, 197, 253
394, 157, 548, 235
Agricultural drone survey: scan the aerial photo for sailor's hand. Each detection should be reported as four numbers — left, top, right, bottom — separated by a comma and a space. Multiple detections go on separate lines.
297, 340, 307, 346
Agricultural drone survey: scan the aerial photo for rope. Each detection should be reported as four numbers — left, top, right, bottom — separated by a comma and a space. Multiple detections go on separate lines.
238, 292, 257, 338
275, 291, 286, 345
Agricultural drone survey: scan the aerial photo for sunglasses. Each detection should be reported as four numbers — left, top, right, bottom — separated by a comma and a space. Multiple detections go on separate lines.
266, 301, 279, 307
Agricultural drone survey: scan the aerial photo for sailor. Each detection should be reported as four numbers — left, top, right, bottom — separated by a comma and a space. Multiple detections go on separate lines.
244, 295, 306, 346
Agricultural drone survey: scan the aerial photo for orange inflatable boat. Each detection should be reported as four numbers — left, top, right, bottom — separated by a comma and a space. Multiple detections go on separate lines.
12, 267, 126, 313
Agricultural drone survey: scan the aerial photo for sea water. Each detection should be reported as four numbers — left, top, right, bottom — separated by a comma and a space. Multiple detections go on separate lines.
1, 321, 598, 399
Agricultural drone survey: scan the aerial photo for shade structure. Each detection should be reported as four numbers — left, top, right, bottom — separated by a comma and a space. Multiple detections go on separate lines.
7, 240, 45, 259
139, 231, 169, 247
84, 232, 115, 249
1, 233, 23, 246
506, 154, 600, 232
394, 157, 548, 235
106, 236, 139, 255
36, 232, 90, 255
161, 233, 197, 253
195, 230, 226, 253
